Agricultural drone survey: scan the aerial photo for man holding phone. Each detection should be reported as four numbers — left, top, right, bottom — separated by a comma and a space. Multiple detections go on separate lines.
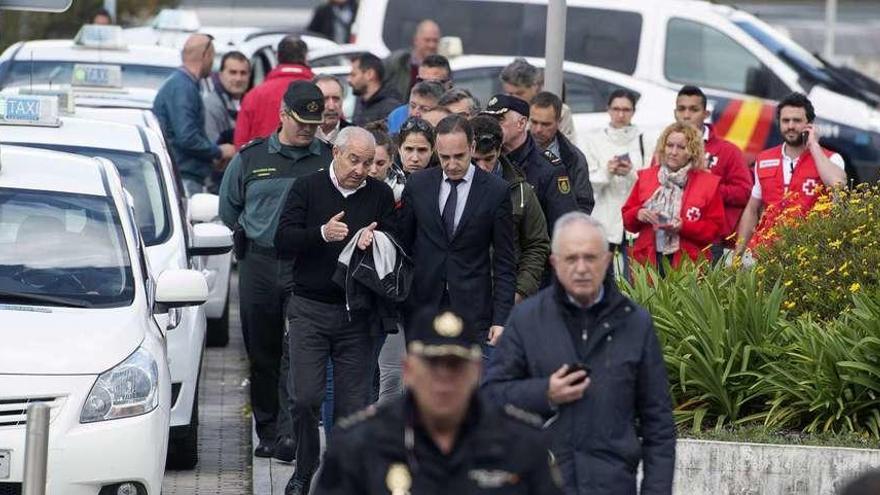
736, 92, 847, 254
483, 212, 675, 495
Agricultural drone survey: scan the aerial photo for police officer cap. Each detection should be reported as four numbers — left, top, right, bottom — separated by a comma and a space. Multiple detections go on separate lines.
481, 94, 530, 118
407, 309, 481, 361
283, 81, 325, 125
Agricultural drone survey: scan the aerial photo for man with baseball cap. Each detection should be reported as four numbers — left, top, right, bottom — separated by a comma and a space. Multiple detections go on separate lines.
483, 94, 577, 234
313, 308, 565, 495
219, 80, 333, 462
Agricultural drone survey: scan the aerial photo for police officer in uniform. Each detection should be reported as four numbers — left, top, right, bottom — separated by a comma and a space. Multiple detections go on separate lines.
219, 81, 333, 460
313, 309, 564, 495
482, 94, 578, 233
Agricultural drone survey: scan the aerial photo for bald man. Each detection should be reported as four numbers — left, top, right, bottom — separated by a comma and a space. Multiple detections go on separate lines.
154, 33, 236, 195
384, 19, 440, 102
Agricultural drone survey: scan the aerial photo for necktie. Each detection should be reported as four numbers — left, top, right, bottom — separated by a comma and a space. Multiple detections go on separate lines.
442, 178, 463, 238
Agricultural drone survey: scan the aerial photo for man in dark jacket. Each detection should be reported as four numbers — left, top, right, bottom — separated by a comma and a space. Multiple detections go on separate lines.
399, 115, 516, 354
471, 115, 549, 303
384, 19, 441, 101
307, 0, 357, 43
483, 212, 676, 495
154, 33, 235, 195
349, 53, 402, 126
483, 94, 578, 234
530, 92, 595, 214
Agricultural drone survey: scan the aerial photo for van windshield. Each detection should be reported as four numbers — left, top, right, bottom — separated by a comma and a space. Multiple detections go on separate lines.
0, 189, 135, 308
382, 0, 642, 74
734, 19, 880, 106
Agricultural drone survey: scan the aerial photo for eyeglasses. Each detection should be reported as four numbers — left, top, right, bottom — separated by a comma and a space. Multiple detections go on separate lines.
401, 118, 433, 133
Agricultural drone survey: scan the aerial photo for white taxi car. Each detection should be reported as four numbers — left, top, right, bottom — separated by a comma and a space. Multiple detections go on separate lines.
0, 143, 208, 494
0, 25, 179, 91
0, 95, 233, 468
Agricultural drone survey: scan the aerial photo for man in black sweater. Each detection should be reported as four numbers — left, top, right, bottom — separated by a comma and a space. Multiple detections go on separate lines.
275, 126, 397, 495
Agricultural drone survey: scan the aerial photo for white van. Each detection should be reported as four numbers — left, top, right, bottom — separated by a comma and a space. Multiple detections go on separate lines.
353, 0, 880, 181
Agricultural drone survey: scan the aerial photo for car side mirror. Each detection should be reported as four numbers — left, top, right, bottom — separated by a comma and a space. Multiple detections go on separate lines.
154, 269, 208, 314
188, 222, 233, 257
189, 193, 220, 224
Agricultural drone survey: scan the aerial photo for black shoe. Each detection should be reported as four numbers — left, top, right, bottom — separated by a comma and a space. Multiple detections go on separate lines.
284, 477, 310, 495
253, 442, 273, 458
273, 436, 296, 463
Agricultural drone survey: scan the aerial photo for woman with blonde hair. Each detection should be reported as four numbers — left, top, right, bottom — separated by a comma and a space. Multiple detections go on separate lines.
622, 122, 725, 271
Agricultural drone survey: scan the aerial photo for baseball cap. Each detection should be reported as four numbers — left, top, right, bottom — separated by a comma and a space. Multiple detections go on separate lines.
481, 94, 530, 118
407, 309, 481, 361
283, 81, 325, 124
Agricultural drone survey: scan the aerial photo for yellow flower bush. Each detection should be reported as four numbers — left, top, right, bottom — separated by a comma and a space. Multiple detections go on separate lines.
754, 184, 880, 321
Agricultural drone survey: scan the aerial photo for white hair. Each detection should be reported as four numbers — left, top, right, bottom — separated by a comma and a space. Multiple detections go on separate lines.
551, 212, 609, 254
335, 126, 376, 151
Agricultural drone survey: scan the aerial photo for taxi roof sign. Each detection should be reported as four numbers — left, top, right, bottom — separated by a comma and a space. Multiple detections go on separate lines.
71, 64, 123, 89
74, 24, 126, 50
0, 95, 61, 127
153, 9, 200, 32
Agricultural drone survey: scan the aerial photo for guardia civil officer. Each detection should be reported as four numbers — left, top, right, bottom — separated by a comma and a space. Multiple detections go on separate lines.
218, 80, 333, 461
482, 94, 578, 233
313, 309, 565, 495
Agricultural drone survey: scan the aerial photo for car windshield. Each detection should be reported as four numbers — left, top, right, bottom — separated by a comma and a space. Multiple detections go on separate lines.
13, 145, 170, 246
0, 61, 174, 90
733, 20, 830, 85
0, 188, 134, 308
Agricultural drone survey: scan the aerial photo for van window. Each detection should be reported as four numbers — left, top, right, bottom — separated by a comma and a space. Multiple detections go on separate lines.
665, 18, 788, 99
382, 0, 641, 74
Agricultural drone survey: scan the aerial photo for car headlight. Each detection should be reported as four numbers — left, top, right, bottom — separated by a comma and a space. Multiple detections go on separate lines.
80, 347, 159, 423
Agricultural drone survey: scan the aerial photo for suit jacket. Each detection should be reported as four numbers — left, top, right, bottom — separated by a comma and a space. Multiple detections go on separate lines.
399, 165, 516, 331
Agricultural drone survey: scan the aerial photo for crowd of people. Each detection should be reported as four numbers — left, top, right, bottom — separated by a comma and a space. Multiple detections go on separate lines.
152, 13, 848, 493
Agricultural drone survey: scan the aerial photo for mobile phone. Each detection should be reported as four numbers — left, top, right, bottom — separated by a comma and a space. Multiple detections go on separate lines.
617, 153, 631, 164
565, 363, 591, 385
799, 131, 810, 146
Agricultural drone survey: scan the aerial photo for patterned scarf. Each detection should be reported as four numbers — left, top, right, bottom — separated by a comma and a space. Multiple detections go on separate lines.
644, 163, 691, 254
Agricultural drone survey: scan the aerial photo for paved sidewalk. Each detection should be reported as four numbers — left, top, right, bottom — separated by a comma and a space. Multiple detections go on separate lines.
163, 274, 252, 494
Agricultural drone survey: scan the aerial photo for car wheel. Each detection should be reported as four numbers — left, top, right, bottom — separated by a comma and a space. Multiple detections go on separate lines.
166, 385, 199, 470
206, 289, 230, 348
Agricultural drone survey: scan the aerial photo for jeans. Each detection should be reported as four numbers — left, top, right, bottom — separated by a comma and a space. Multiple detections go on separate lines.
287, 295, 373, 483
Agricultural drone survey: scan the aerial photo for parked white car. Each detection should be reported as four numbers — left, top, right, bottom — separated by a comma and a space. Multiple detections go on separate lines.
0, 25, 179, 91
0, 142, 208, 494
0, 95, 233, 468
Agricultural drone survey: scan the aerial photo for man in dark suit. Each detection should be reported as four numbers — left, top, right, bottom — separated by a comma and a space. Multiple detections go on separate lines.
399, 115, 516, 354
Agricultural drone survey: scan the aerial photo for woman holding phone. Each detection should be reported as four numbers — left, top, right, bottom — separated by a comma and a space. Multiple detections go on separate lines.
621, 123, 725, 273
583, 89, 653, 261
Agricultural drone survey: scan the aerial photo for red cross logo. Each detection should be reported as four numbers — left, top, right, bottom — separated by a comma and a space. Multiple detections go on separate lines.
802, 179, 819, 196
686, 207, 701, 222
705, 153, 719, 169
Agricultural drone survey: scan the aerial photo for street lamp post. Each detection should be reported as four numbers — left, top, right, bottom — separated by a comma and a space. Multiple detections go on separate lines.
544, 0, 566, 97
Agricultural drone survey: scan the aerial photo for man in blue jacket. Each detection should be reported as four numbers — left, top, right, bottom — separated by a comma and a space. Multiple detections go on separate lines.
154, 33, 236, 195
483, 211, 676, 495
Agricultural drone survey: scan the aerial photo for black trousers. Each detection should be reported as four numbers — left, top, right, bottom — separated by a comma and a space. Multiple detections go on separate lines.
238, 247, 293, 444
287, 295, 373, 482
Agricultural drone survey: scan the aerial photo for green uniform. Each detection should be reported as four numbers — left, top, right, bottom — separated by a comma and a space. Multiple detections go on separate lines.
219, 133, 333, 248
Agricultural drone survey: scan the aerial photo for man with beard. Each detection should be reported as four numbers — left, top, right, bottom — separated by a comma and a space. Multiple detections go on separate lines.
349, 53, 402, 126
735, 92, 847, 254
314, 74, 352, 143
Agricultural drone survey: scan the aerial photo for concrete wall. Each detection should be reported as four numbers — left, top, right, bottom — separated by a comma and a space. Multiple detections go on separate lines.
675, 439, 880, 494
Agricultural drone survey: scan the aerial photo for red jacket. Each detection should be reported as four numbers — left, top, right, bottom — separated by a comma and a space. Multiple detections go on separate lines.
750, 144, 836, 247
651, 125, 751, 246
233, 64, 315, 149
704, 125, 752, 245
622, 166, 725, 267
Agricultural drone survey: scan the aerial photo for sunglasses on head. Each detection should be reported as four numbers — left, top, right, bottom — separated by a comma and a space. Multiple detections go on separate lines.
401, 118, 433, 133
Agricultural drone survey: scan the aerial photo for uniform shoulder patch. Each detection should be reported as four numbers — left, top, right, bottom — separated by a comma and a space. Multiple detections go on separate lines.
503, 404, 543, 428
557, 175, 571, 195
542, 149, 563, 166
239, 137, 266, 153
336, 404, 378, 430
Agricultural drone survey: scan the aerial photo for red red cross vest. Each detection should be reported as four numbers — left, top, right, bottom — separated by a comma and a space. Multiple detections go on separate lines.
751, 145, 836, 247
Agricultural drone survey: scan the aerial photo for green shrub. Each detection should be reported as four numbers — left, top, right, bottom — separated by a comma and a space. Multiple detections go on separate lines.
753, 184, 880, 321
